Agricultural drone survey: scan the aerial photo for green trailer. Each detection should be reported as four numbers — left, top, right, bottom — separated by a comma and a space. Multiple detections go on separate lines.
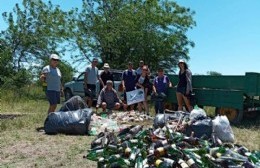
166, 72, 260, 123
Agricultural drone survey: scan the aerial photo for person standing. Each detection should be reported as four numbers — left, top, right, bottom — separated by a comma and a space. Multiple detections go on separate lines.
136, 60, 144, 75
135, 65, 151, 115
176, 59, 193, 112
40, 54, 63, 113
136, 60, 151, 76
122, 62, 137, 110
100, 63, 113, 91
84, 58, 102, 107
152, 67, 172, 114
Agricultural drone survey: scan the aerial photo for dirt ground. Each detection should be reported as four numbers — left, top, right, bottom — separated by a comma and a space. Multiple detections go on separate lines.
0, 128, 96, 168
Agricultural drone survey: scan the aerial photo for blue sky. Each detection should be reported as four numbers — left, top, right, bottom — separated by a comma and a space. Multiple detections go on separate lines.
1, 0, 260, 75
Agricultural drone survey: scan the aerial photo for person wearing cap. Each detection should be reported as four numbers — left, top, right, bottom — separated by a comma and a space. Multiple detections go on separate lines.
176, 59, 193, 112
99, 63, 114, 91
84, 58, 102, 107
121, 61, 137, 110
96, 80, 127, 112
152, 67, 172, 113
136, 60, 151, 76
40, 54, 63, 113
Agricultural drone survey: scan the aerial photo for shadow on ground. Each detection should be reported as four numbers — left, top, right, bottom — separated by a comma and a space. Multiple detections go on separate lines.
0, 114, 25, 120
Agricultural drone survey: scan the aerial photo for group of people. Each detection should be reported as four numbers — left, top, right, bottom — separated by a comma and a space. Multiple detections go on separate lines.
40, 54, 193, 115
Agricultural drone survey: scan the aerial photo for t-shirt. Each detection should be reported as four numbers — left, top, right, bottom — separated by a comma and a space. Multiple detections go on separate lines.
135, 74, 150, 89
97, 87, 122, 108
100, 71, 113, 86
136, 67, 142, 75
85, 66, 99, 85
122, 69, 137, 91
42, 65, 61, 91
154, 75, 170, 93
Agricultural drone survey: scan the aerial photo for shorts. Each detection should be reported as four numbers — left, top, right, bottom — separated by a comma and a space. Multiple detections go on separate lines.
46, 90, 60, 105
176, 87, 186, 95
84, 84, 96, 99
103, 102, 117, 110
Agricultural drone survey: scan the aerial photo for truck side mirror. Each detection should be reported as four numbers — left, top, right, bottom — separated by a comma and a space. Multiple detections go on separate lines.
72, 77, 77, 81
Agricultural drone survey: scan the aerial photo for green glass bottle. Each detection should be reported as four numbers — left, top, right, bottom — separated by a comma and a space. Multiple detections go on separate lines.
183, 153, 199, 168
135, 153, 143, 168
87, 148, 105, 161
178, 159, 189, 168
135, 129, 148, 139
245, 152, 259, 164
42, 81, 47, 92
155, 158, 176, 168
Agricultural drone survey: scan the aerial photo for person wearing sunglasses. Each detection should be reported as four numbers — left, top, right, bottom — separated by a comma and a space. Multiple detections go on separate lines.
135, 65, 151, 115
40, 54, 63, 113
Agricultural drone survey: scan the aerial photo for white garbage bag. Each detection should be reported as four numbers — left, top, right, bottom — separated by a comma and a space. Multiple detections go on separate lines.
212, 115, 235, 143
189, 107, 207, 121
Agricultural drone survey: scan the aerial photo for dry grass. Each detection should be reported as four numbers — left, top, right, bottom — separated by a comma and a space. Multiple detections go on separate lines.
0, 90, 259, 167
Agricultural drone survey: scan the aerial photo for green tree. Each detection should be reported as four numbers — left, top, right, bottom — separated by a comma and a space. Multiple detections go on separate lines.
0, 0, 68, 71
68, 0, 195, 71
0, 0, 75, 88
207, 71, 222, 76
0, 38, 14, 85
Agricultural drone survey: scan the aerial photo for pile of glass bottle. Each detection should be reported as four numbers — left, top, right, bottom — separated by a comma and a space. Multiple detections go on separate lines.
85, 125, 260, 168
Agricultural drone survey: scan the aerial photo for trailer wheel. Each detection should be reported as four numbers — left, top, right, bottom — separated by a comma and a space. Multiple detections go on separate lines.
215, 107, 243, 124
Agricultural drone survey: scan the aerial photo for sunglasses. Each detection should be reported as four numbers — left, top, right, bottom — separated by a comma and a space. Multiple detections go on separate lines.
52, 59, 59, 62
143, 69, 148, 71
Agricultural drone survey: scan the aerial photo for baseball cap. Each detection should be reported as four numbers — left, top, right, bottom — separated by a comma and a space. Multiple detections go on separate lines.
106, 80, 113, 85
49, 54, 59, 60
178, 59, 185, 65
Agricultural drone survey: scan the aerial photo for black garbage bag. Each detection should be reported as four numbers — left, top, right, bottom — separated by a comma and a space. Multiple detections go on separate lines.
153, 111, 190, 128
44, 108, 93, 135
59, 96, 87, 112
185, 118, 213, 139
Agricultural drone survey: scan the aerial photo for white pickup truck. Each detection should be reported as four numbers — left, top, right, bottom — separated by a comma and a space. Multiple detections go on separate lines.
64, 70, 124, 101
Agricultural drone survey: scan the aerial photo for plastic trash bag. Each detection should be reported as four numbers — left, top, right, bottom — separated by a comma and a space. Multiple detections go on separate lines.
44, 108, 93, 135
153, 111, 190, 128
59, 96, 87, 112
185, 118, 213, 138
212, 115, 235, 143
189, 106, 207, 121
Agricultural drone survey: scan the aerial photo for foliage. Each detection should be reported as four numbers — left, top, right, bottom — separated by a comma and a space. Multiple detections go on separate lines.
67, 0, 196, 71
0, 38, 14, 85
0, 0, 74, 87
1, 0, 195, 87
207, 71, 222, 76
0, 0, 69, 71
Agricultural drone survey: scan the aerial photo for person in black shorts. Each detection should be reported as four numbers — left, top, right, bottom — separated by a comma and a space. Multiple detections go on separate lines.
176, 59, 193, 112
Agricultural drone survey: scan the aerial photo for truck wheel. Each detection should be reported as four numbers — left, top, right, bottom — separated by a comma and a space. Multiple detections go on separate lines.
64, 89, 73, 101
215, 107, 243, 124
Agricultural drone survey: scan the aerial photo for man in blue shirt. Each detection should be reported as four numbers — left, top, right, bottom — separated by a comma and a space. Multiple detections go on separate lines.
152, 67, 172, 113
122, 62, 137, 110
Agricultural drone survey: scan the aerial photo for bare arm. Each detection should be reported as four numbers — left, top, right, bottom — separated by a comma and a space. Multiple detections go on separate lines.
40, 73, 47, 81
96, 90, 103, 107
